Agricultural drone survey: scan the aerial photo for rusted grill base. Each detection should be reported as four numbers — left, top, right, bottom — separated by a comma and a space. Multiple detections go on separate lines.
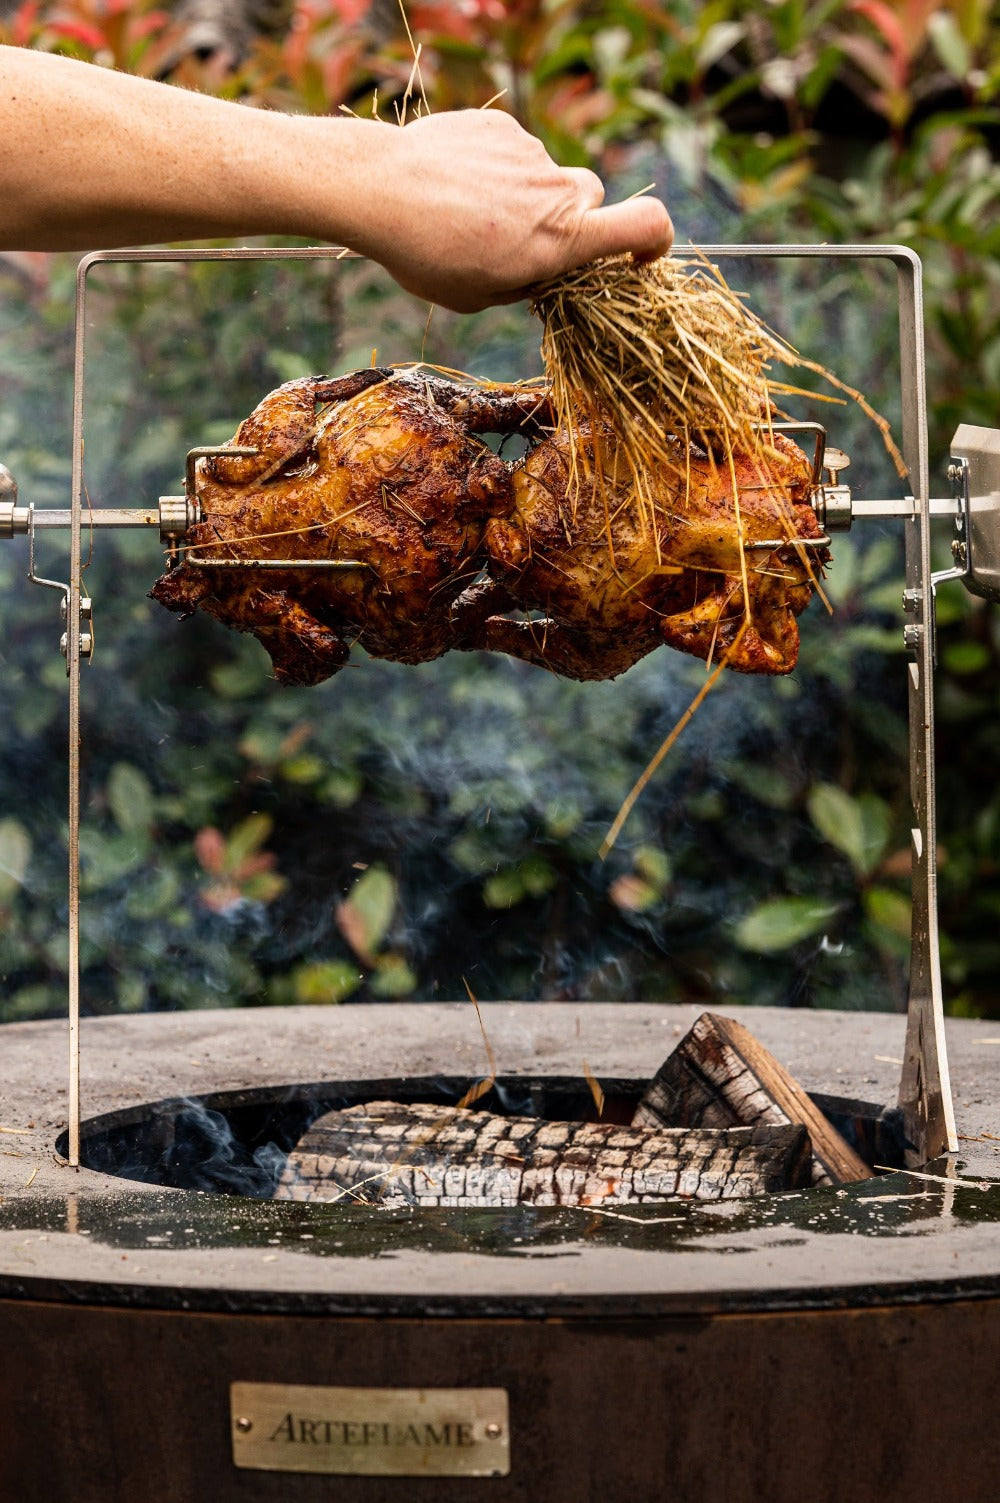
3, 1004, 999, 1503
5, 1296, 1000, 1503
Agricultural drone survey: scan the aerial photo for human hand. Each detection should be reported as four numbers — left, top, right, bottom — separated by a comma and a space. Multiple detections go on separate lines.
336, 109, 674, 313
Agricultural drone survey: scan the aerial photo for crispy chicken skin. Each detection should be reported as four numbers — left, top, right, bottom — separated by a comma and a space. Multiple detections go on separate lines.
473, 407, 823, 679
151, 370, 824, 684
150, 369, 547, 685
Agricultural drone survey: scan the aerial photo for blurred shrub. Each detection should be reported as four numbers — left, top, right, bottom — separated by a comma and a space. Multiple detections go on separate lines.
1, 0, 999, 1016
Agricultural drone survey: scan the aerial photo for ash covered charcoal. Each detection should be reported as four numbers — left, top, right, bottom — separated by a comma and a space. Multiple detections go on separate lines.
273, 1100, 812, 1207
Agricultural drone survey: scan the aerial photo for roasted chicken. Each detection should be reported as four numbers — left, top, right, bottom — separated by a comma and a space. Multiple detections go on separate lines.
469, 406, 823, 679
150, 368, 545, 685
151, 369, 825, 684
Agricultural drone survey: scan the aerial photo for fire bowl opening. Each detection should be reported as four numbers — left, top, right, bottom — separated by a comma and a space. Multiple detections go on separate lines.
8, 1007, 1000, 1503
58, 1074, 904, 1201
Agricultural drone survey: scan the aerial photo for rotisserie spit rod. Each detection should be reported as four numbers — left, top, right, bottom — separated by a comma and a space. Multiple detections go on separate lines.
0, 457, 967, 545
0, 449, 217, 544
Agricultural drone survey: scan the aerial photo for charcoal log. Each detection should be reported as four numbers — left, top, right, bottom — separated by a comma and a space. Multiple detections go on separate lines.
274, 1100, 812, 1207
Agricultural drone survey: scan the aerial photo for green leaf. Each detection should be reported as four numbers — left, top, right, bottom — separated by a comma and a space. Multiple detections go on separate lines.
4, 984, 62, 1022
858, 535, 902, 586
242, 871, 287, 905
942, 640, 990, 675
696, 20, 744, 72
225, 813, 273, 870
863, 885, 911, 938
483, 869, 525, 909
292, 959, 361, 1005
370, 953, 418, 998
116, 976, 147, 1013
321, 769, 363, 809
722, 760, 796, 809
209, 655, 269, 699
807, 783, 892, 877
0, 818, 31, 902
450, 831, 497, 875
844, 625, 906, 655
927, 11, 970, 79
125, 866, 181, 919
108, 762, 155, 836
78, 830, 146, 892
520, 856, 557, 897
823, 536, 859, 603
544, 799, 583, 840
635, 845, 671, 888
267, 350, 316, 384
13, 693, 59, 738
735, 897, 840, 952
239, 726, 285, 765
336, 865, 396, 961
281, 754, 325, 785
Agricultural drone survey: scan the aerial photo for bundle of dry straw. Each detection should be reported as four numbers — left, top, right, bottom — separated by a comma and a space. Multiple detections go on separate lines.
530, 250, 904, 529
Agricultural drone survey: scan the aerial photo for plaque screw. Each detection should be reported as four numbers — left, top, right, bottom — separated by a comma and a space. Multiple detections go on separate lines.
484, 1423, 502, 1440
235, 1416, 253, 1434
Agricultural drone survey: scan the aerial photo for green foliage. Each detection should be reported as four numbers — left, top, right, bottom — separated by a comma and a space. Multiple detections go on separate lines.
336, 864, 397, 962
1, 0, 1000, 1016
807, 784, 892, 879
483, 856, 558, 910
0, 820, 32, 902
735, 897, 841, 953
284, 959, 362, 1005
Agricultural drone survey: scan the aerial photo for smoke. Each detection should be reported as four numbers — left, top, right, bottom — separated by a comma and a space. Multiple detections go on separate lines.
150, 1096, 289, 1196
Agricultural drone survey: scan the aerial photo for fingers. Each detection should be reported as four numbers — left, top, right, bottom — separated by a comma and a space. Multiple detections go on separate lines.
577, 195, 674, 265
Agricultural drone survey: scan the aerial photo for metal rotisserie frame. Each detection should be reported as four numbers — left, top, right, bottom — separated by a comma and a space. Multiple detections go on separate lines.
3, 243, 959, 1165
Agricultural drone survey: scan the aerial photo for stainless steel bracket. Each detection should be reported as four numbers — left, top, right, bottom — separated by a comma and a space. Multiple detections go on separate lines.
52, 243, 956, 1170
175, 444, 369, 571
702, 244, 955, 1166
63, 245, 364, 1167
948, 425, 1000, 603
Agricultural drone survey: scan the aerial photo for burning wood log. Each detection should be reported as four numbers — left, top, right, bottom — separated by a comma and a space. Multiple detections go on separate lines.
274, 1100, 811, 1207
633, 1012, 872, 1186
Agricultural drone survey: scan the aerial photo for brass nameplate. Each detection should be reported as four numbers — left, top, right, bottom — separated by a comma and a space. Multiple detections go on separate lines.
230, 1382, 510, 1477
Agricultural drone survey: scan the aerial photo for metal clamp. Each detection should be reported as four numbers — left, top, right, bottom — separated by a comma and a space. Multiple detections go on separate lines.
60, 594, 94, 662
900, 455, 973, 664
158, 495, 199, 542
734, 421, 834, 551
0, 463, 27, 538
763, 419, 826, 485
810, 444, 855, 532
178, 443, 370, 573
931, 456, 972, 593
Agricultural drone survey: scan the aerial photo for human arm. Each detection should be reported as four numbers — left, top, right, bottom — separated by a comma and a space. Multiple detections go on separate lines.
0, 46, 673, 311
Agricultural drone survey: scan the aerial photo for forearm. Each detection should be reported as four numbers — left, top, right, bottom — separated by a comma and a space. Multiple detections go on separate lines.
0, 46, 673, 311
0, 48, 361, 247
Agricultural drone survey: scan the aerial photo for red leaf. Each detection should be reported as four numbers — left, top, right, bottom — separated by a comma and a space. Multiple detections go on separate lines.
200, 881, 241, 913
335, 898, 374, 965
11, 1, 41, 46
194, 826, 226, 876
45, 17, 109, 49
230, 850, 277, 882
